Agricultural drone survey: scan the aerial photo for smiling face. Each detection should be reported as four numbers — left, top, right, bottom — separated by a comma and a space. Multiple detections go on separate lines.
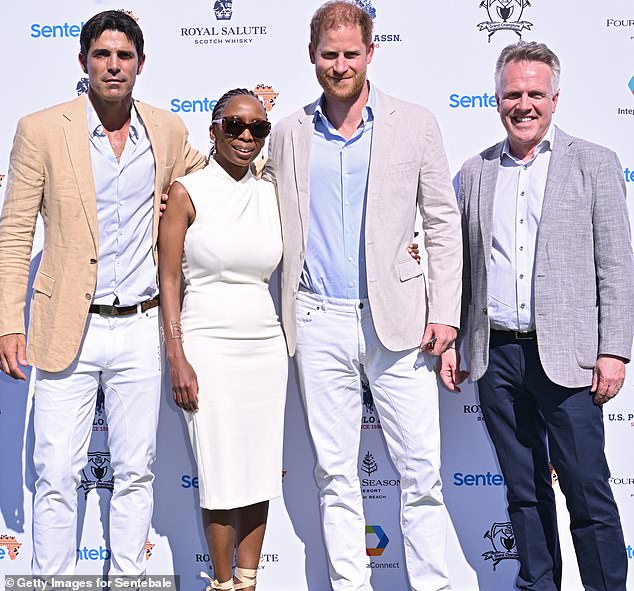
211, 95, 268, 180
79, 29, 144, 106
309, 25, 374, 104
496, 59, 559, 161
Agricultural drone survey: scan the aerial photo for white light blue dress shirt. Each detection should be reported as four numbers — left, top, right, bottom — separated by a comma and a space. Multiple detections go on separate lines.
488, 125, 554, 332
86, 99, 157, 306
300, 84, 376, 300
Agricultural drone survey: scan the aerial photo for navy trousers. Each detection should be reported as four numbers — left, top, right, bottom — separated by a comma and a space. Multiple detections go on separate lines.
478, 332, 627, 591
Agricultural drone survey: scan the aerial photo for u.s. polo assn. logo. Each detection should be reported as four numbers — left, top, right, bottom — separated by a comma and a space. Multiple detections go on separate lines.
478, 0, 533, 42
354, 0, 376, 19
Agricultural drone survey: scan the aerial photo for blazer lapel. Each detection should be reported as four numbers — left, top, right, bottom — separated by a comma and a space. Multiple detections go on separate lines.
366, 92, 394, 205
538, 127, 574, 246
135, 101, 163, 248
292, 108, 314, 249
62, 94, 99, 251
478, 143, 502, 271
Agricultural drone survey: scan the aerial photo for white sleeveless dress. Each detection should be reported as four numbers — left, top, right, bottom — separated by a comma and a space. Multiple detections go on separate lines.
176, 158, 287, 510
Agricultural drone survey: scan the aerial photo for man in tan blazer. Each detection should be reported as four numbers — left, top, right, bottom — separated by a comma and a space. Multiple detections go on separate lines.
265, 3, 461, 590
0, 11, 205, 576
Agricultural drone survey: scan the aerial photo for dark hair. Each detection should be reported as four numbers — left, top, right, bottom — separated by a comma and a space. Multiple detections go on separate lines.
211, 88, 260, 121
310, 1, 373, 50
209, 88, 265, 157
80, 10, 144, 58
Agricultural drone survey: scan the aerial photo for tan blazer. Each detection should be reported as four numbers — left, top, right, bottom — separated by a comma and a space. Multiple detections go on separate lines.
0, 94, 206, 372
266, 87, 462, 355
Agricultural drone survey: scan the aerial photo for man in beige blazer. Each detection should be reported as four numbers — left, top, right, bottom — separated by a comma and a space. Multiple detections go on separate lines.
0, 11, 204, 576
265, 3, 461, 590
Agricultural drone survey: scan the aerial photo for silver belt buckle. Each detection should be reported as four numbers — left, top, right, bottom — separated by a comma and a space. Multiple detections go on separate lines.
515, 331, 533, 340
99, 305, 118, 316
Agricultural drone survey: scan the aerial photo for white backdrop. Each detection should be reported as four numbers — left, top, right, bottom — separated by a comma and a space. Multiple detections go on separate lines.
1, 1, 633, 590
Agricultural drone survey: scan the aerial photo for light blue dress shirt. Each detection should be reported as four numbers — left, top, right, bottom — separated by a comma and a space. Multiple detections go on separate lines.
300, 84, 376, 300
86, 99, 157, 306
488, 125, 554, 332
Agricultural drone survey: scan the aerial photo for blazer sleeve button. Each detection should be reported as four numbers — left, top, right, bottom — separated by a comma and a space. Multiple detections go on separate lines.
90, 259, 97, 264
85, 293, 92, 300
482, 308, 488, 315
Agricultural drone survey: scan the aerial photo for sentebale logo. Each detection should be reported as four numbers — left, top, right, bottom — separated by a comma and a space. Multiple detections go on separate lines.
478, 0, 533, 42
253, 84, 279, 112
0, 535, 22, 560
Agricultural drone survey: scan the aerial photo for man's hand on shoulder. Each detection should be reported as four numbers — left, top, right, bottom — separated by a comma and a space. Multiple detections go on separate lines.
0, 333, 28, 381
436, 347, 470, 392
591, 354, 626, 405
419, 323, 457, 356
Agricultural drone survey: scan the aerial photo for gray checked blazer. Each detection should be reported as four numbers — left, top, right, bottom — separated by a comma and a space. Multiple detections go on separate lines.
266, 86, 462, 355
459, 126, 634, 387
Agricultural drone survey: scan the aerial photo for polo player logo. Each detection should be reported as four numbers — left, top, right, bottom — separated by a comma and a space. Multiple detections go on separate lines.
213, 0, 233, 20
354, 0, 377, 19
482, 522, 519, 569
76, 77, 89, 96
478, 0, 533, 42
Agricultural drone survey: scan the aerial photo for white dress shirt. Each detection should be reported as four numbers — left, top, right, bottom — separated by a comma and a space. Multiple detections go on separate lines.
488, 126, 554, 332
86, 99, 157, 306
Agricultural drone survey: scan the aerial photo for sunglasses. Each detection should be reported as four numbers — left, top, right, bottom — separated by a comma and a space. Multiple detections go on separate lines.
212, 116, 271, 139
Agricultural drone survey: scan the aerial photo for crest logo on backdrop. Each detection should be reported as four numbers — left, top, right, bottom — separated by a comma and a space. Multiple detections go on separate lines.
79, 451, 115, 497
482, 522, 519, 569
478, 0, 533, 42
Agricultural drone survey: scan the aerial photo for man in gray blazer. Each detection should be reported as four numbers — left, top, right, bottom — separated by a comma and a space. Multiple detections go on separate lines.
444, 41, 633, 590
266, 2, 461, 590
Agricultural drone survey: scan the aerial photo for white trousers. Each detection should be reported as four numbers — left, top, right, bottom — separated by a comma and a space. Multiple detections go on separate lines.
295, 291, 450, 591
32, 307, 162, 576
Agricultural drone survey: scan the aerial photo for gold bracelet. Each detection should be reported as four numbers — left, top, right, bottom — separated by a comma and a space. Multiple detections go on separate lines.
169, 321, 183, 340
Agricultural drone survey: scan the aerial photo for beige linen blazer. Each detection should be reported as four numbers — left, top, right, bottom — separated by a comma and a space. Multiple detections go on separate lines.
0, 93, 206, 371
266, 87, 462, 355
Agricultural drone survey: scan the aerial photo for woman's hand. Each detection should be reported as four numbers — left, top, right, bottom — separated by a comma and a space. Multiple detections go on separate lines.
169, 354, 199, 413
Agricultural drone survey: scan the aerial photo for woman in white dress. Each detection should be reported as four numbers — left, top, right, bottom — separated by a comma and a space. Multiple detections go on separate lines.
158, 89, 286, 591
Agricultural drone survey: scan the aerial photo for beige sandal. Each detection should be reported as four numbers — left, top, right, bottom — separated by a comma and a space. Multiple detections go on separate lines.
234, 567, 257, 590
200, 571, 235, 591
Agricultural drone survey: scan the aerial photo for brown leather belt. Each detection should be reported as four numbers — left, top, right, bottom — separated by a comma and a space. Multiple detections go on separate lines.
89, 296, 160, 316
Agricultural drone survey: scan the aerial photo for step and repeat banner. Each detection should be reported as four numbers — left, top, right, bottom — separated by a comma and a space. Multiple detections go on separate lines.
0, 1, 633, 590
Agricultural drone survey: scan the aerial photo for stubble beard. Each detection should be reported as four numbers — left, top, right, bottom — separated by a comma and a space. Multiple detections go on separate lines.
316, 68, 366, 103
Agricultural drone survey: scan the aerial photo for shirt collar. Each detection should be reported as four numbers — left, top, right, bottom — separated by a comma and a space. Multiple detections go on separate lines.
501, 124, 554, 164
314, 80, 376, 126
86, 97, 141, 144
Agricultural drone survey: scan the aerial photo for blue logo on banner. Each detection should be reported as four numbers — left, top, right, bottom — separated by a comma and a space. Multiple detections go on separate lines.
31, 22, 84, 38
170, 98, 218, 113
453, 472, 504, 486
449, 93, 498, 109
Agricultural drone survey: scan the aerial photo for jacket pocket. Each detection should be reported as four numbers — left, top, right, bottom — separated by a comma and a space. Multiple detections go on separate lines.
33, 271, 55, 297
574, 306, 599, 369
398, 258, 423, 282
